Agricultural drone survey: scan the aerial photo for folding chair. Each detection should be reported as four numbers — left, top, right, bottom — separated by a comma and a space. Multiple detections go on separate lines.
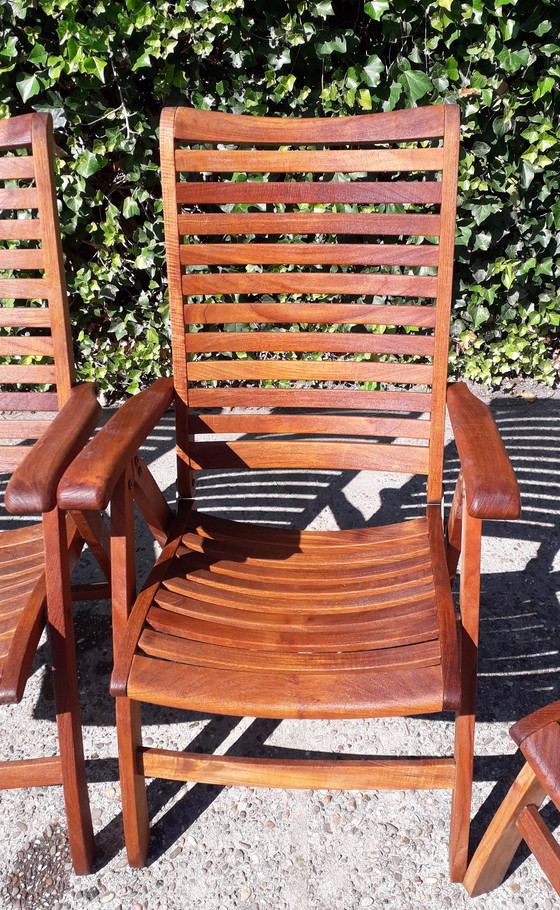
59, 105, 520, 879
0, 112, 110, 873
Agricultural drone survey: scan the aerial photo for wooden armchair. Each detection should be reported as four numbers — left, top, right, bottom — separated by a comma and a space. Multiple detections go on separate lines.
464, 701, 560, 896
59, 105, 520, 879
0, 113, 110, 874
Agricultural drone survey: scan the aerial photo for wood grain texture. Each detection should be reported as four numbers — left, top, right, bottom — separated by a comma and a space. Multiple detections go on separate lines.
188, 359, 433, 384
173, 105, 446, 144
187, 388, 432, 411
463, 762, 547, 897
175, 147, 445, 174
447, 381, 521, 520
184, 302, 437, 327
516, 805, 560, 895
189, 413, 432, 439
141, 749, 455, 790
0, 756, 62, 789
510, 701, 560, 747
176, 180, 443, 204
186, 330, 435, 355
182, 272, 438, 297
179, 242, 440, 266
178, 212, 441, 236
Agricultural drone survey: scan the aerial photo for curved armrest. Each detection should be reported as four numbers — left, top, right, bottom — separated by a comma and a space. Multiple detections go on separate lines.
5, 383, 101, 515
446, 382, 520, 521
58, 377, 175, 511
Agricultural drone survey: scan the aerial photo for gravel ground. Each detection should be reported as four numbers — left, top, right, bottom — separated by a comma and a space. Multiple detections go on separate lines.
0, 382, 558, 910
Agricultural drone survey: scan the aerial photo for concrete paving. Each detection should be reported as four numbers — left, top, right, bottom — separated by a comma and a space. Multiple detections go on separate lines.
0, 384, 558, 910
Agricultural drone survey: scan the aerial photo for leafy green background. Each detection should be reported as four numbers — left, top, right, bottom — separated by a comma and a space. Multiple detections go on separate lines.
1, 0, 558, 394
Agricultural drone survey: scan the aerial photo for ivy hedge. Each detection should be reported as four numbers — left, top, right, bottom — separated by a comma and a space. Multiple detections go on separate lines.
1, 0, 559, 394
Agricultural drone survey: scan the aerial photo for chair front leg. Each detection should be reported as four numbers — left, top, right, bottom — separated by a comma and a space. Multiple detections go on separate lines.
449, 505, 482, 882
111, 466, 150, 865
43, 506, 94, 875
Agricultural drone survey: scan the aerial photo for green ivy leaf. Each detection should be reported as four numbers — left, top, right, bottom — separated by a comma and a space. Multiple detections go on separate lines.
364, 0, 390, 20
16, 73, 41, 103
398, 70, 433, 103
362, 55, 384, 88
75, 151, 108, 178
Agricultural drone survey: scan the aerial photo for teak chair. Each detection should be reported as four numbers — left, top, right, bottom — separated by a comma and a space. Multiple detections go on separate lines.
0, 112, 110, 874
59, 105, 520, 879
464, 701, 560, 896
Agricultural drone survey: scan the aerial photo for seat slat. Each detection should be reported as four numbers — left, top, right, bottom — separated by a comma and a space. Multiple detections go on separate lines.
188, 360, 433, 384
0, 307, 50, 327
175, 148, 445, 174
139, 627, 440, 672
188, 440, 429, 474
182, 273, 438, 297
178, 212, 440, 237
0, 220, 42, 241
187, 330, 435, 356
0, 250, 44, 271
128, 655, 444, 718
190, 413, 431, 439
188, 388, 432, 411
146, 601, 438, 650
176, 180, 443, 205
0, 158, 35, 180
162, 572, 435, 612
180, 242, 439, 267
0, 188, 38, 210
184, 303, 437, 328
0, 337, 54, 357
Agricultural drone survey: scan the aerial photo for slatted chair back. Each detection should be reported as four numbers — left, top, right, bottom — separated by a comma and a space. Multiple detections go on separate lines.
0, 113, 74, 474
160, 105, 460, 501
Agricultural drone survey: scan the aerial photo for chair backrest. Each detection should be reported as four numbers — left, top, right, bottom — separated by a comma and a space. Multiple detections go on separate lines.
160, 105, 460, 503
0, 113, 74, 473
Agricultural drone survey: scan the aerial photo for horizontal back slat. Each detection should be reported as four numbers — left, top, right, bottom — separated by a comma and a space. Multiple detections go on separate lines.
0, 219, 42, 241
176, 180, 443, 205
0, 278, 49, 300
190, 413, 432, 439
0, 392, 58, 410
182, 273, 438, 297
0, 364, 56, 383
188, 388, 432, 411
0, 419, 51, 440
188, 360, 433, 384
184, 303, 437, 327
0, 308, 50, 328
175, 148, 444, 174
0, 250, 44, 270
0, 336, 54, 356
187, 331, 435, 356
0, 158, 35, 180
163, 105, 459, 487
178, 213, 441, 237
174, 106, 446, 144
188, 440, 429, 474
0, 188, 38, 210
180, 243, 439, 267
0, 445, 32, 472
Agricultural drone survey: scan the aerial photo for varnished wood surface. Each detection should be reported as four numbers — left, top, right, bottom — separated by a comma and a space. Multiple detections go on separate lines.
516, 805, 560, 896
446, 382, 520, 520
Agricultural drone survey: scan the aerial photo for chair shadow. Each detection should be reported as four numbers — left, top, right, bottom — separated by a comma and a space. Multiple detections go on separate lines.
3, 395, 557, 869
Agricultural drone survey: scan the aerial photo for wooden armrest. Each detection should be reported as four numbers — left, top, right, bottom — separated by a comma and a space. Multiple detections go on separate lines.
511, 701, 560, 748
5, 383, 101, 515
446, 382, 520, 521
58, 377, 175, 511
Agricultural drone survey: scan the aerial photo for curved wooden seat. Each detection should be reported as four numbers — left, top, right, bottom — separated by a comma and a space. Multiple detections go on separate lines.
120, 512, 454, 718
